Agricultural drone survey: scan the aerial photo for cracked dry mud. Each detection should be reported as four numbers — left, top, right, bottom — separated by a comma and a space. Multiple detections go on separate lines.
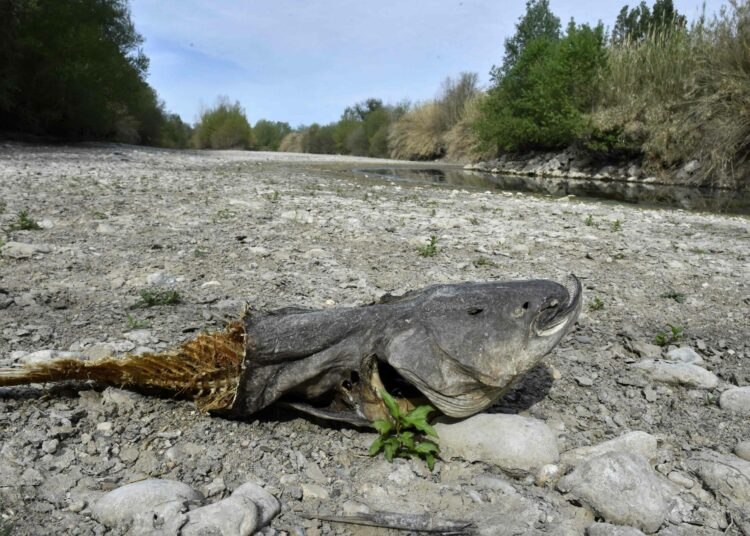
0, 144, 749, 535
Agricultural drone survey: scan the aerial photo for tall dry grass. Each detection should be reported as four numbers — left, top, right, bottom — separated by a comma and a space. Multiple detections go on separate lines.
593, 1, 750, 188
278, 131, 308, 153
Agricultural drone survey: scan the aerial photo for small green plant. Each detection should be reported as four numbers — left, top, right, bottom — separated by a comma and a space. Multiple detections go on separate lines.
611, 219, 622, 231
417, 235, 439, 257
126, 314, 150, 329
588, 296, 604, 310
430, 208, 437, 217
8, 209, 41, 231
264, 191, 280, 202
214, 208, 236, 221
661, 289, 686, 303
584, 214, 594, 226
369, 389, 440, 470
92, 211, 107, 220
473, 256, 498, 268
468, 216, 480, 225
135, 289, 182, 308
194, 248, 208, 258
654, 324, 684, 347
689, 247, 708, 254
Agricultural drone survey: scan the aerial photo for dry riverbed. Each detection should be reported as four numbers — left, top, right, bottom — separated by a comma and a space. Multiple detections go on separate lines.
0, 144, 749, 535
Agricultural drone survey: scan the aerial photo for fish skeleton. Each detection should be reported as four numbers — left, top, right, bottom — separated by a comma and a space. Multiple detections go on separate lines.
0, 276, 582, 425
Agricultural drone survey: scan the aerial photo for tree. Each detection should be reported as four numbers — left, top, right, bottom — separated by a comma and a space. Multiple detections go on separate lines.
612, 0, 686, 43
192, 97, 253, 150
490, 0, 561, 82
253, 120, 291, 151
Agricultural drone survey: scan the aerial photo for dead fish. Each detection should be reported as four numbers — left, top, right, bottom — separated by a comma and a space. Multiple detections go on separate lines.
0, 276, 582, 426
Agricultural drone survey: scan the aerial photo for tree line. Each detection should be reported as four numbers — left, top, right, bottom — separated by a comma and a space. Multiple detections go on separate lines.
1, 0, 747, 188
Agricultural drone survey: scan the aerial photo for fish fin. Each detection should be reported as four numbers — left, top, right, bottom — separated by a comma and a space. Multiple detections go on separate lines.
0, 321, 246, 413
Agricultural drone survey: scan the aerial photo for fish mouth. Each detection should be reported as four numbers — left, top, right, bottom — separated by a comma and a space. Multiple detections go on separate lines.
534, 275, 582, 337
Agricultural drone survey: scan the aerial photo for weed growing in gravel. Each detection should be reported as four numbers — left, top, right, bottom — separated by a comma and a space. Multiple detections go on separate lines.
430, 208, 437, 217
468, 216, 480, 225
661, 289, 686, 303
135, 289, 182, 308
264, 191, 280, 202
611, 219, 622, 231
92, 211, 106, 220
588, 296, 605, 311
126, 314, 150, 329
585, 214, 595, 226
0, 200, 6, 214
8, 209, 41, 231
369, 389, 440, 471
214, 209, 236, 221
473, 256, 498, 268
418, 235, 439, 257
655, 324, 684, 346
194, 248, 208, 258
689, 247, 708, 254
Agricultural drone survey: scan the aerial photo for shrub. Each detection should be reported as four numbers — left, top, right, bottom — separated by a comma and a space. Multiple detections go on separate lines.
192, 97, 253, 149
253, 120, 291, 151
388, 102, 446, 160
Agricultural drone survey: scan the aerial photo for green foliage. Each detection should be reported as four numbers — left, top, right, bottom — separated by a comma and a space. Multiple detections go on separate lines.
253, 120, 292, 151
491, 0, 561, 81
369, 389, 440, 470
654, 324, 684, 346
417, 235, 439, 257
0, 0, 176, 144
8, 209, 41, 231
135, 289, 182, 308
588, 296, 605, 310
660, 289, 685, 303
159, 113, 192, 149
476, 21, 606, 152
193, 97, 253, 150
473, 256, 498, 268
611, 219, 623, 231
584, 214, 595, 226
126, 314, 150, 329
612, 0, 687, 44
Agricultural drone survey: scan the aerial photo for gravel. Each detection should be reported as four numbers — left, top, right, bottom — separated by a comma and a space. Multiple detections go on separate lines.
1, 143, 749, 535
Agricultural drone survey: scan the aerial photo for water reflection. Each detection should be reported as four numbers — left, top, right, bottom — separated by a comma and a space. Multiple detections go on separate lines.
353, 167, 750, 215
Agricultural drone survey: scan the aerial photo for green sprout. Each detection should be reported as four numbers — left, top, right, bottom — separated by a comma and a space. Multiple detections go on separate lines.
660, 289, 686, 303
134, 289, 182, 308
588, 296, 604, 311
654, 324, 684, 346
611, 219, 622, 231
369, 389, 440, 471
8, 209, 42, 231
126, 314, 150, 329
417, 235, 439, 258
584, 215, 594, 226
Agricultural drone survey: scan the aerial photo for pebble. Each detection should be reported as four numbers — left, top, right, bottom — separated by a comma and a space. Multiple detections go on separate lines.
557, 452, 676, 533
300, 483, 329, 501
90, 479, 203, 528
631, 360, 718, 389
719, 386, 750, 415
560, 431, 658, 468
435, 414, 559, 473
735, 440, 750, 462
664, 347, 703, 365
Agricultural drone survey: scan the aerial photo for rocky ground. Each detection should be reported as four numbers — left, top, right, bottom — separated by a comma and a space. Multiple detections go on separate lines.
0, 143, 749, 536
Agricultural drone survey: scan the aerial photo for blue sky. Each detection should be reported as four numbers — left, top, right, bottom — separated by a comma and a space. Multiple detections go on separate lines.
130, 0, 726, 127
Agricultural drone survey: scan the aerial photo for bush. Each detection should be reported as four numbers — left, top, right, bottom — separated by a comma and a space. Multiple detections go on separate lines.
475, 22, 606, 152
192, 97, 253, 149
253, 120, 291, 151
388, 102, 446, 160
278, 131, 308, 153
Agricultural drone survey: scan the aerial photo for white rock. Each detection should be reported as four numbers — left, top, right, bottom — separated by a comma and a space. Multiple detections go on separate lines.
230, 483, 280, 525
587, 523, 646, 536
182, 494, 258, 536
735, 440, 750, 462
90, 479, 203, 528
557, 452, 677, 534
632, 360, 718, 389
301, 483, 329, 500
688, 450, 750, 510
96, 223, 116, 235
719, 386, 750, 415
1, 241, 46, 259
435, 414, 559, 473
146, 272, 176, 286
664, 347, 703, 365
560, 432, 658, 468
19, 349, 78, 366
123, 329, 157, 346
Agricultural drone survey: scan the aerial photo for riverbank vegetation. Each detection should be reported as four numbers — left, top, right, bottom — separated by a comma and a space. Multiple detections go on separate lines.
2, 0, 746, 188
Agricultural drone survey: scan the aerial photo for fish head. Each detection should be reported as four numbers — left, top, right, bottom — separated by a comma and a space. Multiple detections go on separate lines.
377, 275, 582, 418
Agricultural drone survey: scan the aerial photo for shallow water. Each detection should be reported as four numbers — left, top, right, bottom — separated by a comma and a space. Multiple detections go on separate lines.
353, 167, 750, 216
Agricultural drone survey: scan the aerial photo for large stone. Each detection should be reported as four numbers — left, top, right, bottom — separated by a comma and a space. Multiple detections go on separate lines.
631, 360, 718, 389
1, 241, 48, 259
719, 386, 750, 415
664, 347, 703, 365
435, 414, 558, 473
587, 523, 646, 536
735, 440, 750, 462
182, 484, 269, 536
687, 450, 750, 511
90, 479, 203, 528
560, 431, 658, 468
557, 452, 676, 533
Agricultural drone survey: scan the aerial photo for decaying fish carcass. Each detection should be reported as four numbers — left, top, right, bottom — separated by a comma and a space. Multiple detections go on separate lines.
0, 276, 582, 425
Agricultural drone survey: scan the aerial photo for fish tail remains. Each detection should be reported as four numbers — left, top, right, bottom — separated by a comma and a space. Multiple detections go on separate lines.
0, 321, 246, 413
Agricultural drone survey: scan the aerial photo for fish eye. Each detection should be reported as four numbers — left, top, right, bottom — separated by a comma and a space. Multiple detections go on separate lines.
467, 307, 483, 316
